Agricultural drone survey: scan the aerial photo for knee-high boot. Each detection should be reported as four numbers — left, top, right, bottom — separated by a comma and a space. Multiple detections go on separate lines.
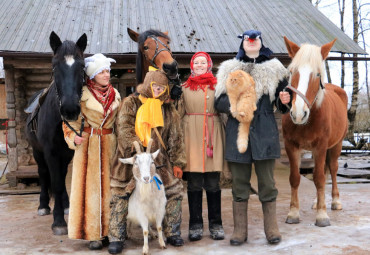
206, 190, 224, 240
230, 201, 248, 246
262, 201, 281, 244
187, 191, 203, 241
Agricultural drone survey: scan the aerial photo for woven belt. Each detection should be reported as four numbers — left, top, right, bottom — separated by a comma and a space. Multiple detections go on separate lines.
84, 127, 113, 136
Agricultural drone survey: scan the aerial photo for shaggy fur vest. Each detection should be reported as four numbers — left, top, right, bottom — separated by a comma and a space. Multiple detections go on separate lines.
215, 58, 289, 101
63, 86, 121, 241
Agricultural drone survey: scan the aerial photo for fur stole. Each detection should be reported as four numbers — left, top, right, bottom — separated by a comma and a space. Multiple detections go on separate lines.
215, 58, 289, 102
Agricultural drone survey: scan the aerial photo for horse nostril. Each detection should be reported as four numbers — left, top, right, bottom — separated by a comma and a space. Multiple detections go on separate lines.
290, 111, 295, 120
303, 111, 307, 119
143, 176, 149, 182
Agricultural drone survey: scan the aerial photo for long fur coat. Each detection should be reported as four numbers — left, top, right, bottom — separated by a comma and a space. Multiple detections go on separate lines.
63, 86, 121, 241
110, 94, 186, 197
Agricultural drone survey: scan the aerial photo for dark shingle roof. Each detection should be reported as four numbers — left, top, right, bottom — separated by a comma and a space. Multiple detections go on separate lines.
0, 0, 366, 55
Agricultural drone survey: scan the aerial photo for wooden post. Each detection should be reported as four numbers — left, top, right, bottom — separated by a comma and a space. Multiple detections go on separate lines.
4, 64, 17, 186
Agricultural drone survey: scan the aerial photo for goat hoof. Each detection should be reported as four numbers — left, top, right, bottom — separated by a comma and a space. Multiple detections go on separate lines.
52, 226, 68, 235
38, 208, 51, 216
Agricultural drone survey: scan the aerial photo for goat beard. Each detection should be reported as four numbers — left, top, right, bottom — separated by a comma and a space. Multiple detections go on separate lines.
139, 182, 153, 202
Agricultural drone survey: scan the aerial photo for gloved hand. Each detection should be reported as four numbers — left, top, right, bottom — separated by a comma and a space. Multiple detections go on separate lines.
173, 166, 183, 179
170, 76, 182, 100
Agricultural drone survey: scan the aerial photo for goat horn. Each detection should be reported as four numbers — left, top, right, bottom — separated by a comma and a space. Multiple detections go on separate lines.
146, 139, 153, 153
133, 141, 141, 153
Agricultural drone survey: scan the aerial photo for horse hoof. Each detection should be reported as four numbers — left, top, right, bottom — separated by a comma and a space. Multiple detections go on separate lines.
38, 208, 51, 216
315, 218, 330, 227
331, 202, 342, 210
64, 208, 69, 215
285, 217, 300, 224
52, 226, 68, 235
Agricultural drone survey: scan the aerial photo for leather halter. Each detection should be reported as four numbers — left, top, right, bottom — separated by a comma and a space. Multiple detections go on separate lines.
285, 75, 325, 110
143, 35, 172, 69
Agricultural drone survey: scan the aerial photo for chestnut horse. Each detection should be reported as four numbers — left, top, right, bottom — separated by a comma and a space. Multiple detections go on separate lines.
282, 37, 348, 227
127, 28, 178, 84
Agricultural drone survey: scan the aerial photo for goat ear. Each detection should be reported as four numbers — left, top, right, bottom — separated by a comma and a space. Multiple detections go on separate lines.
119, 157, 134, 165
151, 149, 160, 160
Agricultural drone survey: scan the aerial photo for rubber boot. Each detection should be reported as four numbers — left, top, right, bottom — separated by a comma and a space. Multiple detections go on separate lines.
187, 191, 203, 241
262, 201, 282, 244
206, 190, 224, 240
230, 201, 248, 246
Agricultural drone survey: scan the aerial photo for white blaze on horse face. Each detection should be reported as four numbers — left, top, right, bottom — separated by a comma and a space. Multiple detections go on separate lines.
65, 55, 75, 67
294, 65, 311, 122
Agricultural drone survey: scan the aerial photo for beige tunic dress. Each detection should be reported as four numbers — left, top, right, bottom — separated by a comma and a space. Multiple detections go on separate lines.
63, 86, 121, 241
180, 86, 226, 173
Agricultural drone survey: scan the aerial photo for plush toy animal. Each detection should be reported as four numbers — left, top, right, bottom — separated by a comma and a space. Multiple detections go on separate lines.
226, 70, 257, 153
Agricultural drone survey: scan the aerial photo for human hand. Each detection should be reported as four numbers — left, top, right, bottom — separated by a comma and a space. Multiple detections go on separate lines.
173, 166, 183, 179
279, 91, 290, 104
74, 135, 85, 145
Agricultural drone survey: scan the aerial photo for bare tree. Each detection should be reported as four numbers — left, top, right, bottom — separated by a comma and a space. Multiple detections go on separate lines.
358, 1, 369, 110
338, 0, 346, 89
346, 0, 360, 144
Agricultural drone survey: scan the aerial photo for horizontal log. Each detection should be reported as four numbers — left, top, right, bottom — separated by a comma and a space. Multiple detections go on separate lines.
25, 74, 52, 82
26, 81, 50, 89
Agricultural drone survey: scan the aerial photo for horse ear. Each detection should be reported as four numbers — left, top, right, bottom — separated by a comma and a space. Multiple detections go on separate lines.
76, 33, 87, 53
321, 38, 337, 60
163, 31, 169, 36
127, 28, 139, 42
50, 31, 62, 54
283, 36, 300, 58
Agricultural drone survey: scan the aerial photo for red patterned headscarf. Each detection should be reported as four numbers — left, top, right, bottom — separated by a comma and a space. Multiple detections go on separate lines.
183, 52, 217, 91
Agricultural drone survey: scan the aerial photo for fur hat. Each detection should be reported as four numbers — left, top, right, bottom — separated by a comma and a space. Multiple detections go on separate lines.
236, 30, 273, 60
137, 70, 169, 101
84, 53, 116, 79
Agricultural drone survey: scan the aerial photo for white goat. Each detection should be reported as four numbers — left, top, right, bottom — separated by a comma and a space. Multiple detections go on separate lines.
119, 139, 167, 255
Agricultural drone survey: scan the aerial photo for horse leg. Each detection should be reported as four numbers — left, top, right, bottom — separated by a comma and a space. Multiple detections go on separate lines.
285, 144, 301, 224
45, 153, 68, 235
327, 143, 342, 210
33, 151, 51, 216
312, 150, 330, 227
60, 159, 70, 215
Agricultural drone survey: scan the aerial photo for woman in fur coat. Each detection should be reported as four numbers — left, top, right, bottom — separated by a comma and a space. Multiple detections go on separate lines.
214, 30, 291, 246
177, 52, 226, 241
63, 53, 121, 250
107, 70, 186, 254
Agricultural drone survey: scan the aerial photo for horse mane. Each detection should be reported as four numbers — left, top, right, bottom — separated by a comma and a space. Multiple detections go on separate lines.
136, 30, 171, 84
288, 43, 326, 107
288, 44, 325, 79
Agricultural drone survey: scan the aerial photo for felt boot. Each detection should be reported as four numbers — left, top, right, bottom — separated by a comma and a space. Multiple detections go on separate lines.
206, 190, 224, 240
262, 201, 282, 244
230, 201, 248, 246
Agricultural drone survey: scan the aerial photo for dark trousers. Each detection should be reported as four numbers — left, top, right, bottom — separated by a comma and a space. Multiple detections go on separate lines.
186, 172, 220, 192
229, 159, 278, 202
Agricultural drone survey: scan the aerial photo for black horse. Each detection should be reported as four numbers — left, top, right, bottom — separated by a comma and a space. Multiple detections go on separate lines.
25, 31, 87, 235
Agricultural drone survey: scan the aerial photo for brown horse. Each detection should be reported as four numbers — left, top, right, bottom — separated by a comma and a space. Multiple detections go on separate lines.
127, 28, 178, 84
282, 37, 348, 227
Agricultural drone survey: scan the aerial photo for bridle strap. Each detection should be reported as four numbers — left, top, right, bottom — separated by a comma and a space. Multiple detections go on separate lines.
284, 84, 312, 109
63, 116, 85, 137
145, 35, 172, 69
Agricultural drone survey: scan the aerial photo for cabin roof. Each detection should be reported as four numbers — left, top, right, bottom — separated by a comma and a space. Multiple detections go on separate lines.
0, 0, 367, 57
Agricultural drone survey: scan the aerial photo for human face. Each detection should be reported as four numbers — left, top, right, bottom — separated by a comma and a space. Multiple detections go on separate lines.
152, 82, 166, 98
243, 37, 262, 58
192, 56, 208, 76
93, 69, 110, 86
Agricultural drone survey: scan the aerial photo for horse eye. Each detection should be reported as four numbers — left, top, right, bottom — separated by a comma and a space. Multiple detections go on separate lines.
167, 41, 170, 45
143, 46, 149, 50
